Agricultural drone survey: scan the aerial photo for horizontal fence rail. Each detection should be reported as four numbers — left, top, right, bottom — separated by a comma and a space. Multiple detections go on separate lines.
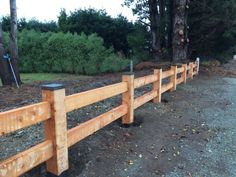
0, 60, 200, 177
134, 90, 157, 109
0, 140, 53, 177
134, 74, 157, 89
65, 82, 128, 112
0, 102, 51, 136
67, 104, 128, 147
162, 69, 174, 79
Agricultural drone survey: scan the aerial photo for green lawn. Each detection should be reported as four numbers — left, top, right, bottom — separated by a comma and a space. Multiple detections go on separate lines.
0, 73, 92, 86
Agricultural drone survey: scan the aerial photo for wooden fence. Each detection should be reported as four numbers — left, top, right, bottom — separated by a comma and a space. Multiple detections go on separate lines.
0, 61, 199, 177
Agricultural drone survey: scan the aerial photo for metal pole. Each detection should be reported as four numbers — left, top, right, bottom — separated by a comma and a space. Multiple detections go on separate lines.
130, 59, 133, 73
7, 55, 19, 88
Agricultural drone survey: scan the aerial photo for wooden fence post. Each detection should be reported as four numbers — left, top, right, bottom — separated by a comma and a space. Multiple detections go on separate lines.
42, 84, 69, 176
122, 73, 134, 125
153, 69, 162, 103
196, 58, 200, 74
182, 64, 187, 84
170, 65, 177, 91
189, 62, 194, 79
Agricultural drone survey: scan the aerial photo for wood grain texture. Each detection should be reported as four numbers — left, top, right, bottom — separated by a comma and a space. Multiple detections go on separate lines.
162, 69, 174, 79
153, 69, 162, 103
177, 77, 184, 85
0, 140, 53, 177
170, 66, 177, 91
42, 89, 68, 175
161, 82, 174, 93
122, 75, 134, 124
134, 74, 157, 89
134, 90, 157, 109
65, 82, 128, 112
67, 104, 128, 147
177, 67, 184, 74
0, 102, 51, 136
182, 64, 187, 84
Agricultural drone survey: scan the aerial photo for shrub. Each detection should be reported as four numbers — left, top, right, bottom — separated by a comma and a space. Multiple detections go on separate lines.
201, 60, 221, 67
18, 29, 52, 72
15, 30, 128, 74
100, 54, 129, 73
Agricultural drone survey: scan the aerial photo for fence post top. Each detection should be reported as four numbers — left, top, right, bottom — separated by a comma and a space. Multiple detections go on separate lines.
41, 83, 65, 91
122, 72, 134, 76
154, 68, 162, 71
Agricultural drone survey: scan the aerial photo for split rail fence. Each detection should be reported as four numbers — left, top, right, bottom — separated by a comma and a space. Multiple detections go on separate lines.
0, 60, 199, 177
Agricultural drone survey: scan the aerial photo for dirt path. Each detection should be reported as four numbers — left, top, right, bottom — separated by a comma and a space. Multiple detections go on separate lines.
0, 61, 236, 177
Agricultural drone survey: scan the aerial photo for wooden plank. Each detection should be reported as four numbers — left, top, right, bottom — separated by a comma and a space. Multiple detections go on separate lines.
177, 67, 184, 74
170, 66, 177, 91
42, 86, 68, 175
177, 77, 184, 85
134, 90, 157, 109
134, 74, 157, 89
193, 71, 198, 75
122, 74, 134, 124
189, 62, 194, 79
153, 69, 162, 103
182, 64, 187, 84
161, 82, 174, 93
0, 140, 53, 177
67, 104, 128, 147
65, 82, 128, 112
162, 69, 174, 79
0, 102, 51, 136
196, 58, 200, 74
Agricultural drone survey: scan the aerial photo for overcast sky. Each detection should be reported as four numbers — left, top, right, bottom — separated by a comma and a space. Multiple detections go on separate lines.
0, 0, 137, 22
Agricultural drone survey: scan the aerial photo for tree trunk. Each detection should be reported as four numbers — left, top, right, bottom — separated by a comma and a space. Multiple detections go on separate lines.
172, 0, 189, 62
9, 0, 21, 84
159, 0, 166, 49
149, 0, 160, 58
0, 23, 14, 85
167, 0, 173, 49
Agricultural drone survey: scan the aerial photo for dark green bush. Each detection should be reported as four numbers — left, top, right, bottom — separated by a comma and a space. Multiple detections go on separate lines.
14, 30, 129, 74
100, 54, 129, 73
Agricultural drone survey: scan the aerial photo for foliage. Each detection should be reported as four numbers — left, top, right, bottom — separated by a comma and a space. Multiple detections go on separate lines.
1, 16, 57, 32
58, 9, 134, 55
123, 0, 176, 59
16, 30, 128, 74
100, 54, 129, 73
127, 23, 150, 60
188, 0, 236, 59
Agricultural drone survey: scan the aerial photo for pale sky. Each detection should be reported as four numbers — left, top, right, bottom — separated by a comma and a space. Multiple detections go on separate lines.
0, 0, 137, 22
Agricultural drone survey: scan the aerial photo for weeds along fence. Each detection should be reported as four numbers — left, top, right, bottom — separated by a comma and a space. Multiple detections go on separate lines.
0, 61, 199, 177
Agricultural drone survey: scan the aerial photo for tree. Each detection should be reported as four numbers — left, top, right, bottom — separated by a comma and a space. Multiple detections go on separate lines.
188, 0, 236, 59
166, 0, 174, 49
0, 23, 14, 85
1, 16, 11, 32
148, 0, 161, 55
124, 0, 174, 59
9, 0, 21, 84
172, 0, 189, 61
57, 9, 134, 55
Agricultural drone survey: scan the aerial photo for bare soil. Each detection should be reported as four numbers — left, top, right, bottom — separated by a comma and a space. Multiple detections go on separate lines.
0, 60, 236, 177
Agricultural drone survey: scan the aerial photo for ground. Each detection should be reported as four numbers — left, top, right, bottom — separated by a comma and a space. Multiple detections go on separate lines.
0, 60, 236, 177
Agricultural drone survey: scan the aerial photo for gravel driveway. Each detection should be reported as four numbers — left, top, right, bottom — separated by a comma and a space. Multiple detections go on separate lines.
0, 62, 236, 177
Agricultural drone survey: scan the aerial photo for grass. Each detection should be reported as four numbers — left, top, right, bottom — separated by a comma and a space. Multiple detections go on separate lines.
0, 73, 92, 86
